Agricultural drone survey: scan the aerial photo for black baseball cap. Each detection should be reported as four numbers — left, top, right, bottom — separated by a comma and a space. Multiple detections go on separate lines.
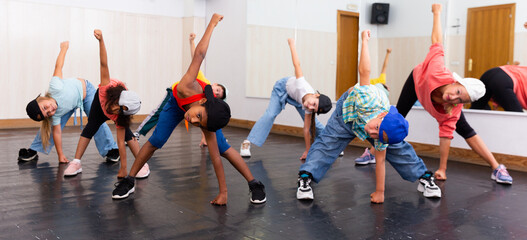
317, 93, 332, 115
203, 85, 231, 132
26, 94, 44, 121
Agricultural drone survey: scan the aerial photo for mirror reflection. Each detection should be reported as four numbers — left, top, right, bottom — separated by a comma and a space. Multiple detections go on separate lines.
246, 0, 527, 113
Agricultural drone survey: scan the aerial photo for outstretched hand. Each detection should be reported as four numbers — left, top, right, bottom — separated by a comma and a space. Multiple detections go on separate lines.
361, 30, 371, 41
288, 38, 295, 46
386, 48, 392, 53
432, 3, 442, 13
189, 33, 196, 41
211, 13, 224, 27
94, 29, 103, 40
60, 41, 69, 50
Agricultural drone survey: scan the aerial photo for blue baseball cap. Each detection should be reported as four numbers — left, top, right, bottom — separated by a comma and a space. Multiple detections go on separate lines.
378, 106, 409, 144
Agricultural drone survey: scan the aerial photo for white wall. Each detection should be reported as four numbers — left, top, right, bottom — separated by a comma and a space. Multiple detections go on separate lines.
0, 0, 207, 120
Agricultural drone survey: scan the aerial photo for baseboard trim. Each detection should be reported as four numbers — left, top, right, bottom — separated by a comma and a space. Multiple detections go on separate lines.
228, 118, 527, 172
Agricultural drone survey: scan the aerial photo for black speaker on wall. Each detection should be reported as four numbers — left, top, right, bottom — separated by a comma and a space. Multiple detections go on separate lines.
371, 3, 389, 24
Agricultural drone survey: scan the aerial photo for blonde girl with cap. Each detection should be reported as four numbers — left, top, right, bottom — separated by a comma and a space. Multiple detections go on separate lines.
112, 14, 266, 205
63, 29, 149, 180
395, 3, 512, 184
21, 41, 119, 164
240, 38, 333, 160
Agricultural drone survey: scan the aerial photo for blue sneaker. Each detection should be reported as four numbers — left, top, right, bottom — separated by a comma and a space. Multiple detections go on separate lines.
355, 148, 375, 165
491, 164, 513, 184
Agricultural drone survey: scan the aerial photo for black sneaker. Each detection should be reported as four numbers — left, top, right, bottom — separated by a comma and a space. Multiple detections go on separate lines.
112, 176, 135, 199
18, 148, 38, 161
105, 149, 120, 162
417, 171, 442, 198
248, 180, 266, 204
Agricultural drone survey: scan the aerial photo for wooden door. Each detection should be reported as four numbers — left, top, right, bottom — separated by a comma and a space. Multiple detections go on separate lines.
465, 4, 515, 78
336, 10, 359, 98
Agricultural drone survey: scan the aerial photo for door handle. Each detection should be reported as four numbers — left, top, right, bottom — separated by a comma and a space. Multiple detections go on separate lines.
468, 58, 473, 72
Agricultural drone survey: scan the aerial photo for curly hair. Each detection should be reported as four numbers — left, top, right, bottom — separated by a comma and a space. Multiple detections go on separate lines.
105, 85, 132, 128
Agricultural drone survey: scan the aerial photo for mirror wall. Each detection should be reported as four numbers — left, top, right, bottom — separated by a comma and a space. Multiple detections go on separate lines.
245, 0, 527, 112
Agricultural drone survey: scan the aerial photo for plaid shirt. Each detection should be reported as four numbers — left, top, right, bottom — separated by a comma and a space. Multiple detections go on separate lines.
342, 84, 390, 151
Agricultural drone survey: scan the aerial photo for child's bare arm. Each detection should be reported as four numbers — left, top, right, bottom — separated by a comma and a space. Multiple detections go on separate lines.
380, 48, 391, 74
359, 30, 371, 86
301, 113, 312, 160
179, 14, 223, 92
94, 29, 110, 86
203, 129, 228, 205
370, 149, 386, 203
288, 38, 303, 79
431, 4, 443, 45
189, 33, 196, 58
53, 41, 69, 78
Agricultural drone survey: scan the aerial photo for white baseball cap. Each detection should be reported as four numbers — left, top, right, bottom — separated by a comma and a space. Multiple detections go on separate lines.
452, 72, 486, 102
118, 90, 141, 115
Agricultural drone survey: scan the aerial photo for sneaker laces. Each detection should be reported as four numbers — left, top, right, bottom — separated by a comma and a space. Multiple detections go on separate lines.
300, 177, 311, 188
421, 172, 437, 187
359, 148, 370, 158
496, 167, 510, 177
241, 142, 250, 150
114, 178, 133, 189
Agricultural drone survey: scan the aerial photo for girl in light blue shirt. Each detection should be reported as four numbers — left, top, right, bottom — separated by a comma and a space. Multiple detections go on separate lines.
21, 41, 118, 163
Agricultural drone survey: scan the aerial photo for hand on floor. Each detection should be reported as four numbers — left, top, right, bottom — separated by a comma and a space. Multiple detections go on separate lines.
434, 169, 447, 180
370, 191, 384, 204
199, 137, 208, 148
117, 167, 128, 179
210, 192, 227, 206
300, 151, 308, 160
58, 155, 69, 164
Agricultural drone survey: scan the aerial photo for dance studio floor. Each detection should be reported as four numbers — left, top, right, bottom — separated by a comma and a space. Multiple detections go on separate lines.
1, 124, 526, 239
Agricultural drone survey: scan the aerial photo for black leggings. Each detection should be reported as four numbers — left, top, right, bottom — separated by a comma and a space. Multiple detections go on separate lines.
81, 89, 134, 141
396, 71, 476, 139
470, 67, 523, 112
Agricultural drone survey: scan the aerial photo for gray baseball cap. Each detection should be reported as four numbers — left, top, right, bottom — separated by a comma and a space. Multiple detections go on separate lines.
118, 90, 141, 115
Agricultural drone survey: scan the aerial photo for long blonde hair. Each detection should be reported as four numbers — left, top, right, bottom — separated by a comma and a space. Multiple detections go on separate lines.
38, 93, 53, 149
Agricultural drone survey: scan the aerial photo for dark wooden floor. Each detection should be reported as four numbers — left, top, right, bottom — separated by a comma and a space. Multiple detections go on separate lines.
2, 124, 527, 239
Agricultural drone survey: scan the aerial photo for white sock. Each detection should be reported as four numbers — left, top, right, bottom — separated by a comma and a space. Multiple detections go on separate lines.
72, 159, 81, 163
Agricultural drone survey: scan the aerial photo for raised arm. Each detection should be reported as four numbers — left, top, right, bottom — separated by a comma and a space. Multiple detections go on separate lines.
359, 30, 371, 86
94, 29, 110, 86
189, 33, 196, 58
431, 4, 443, 45
179, 14, 223, 90
380, 48, 391, 74
287, 38, 303, 79
53, 41, 69, 78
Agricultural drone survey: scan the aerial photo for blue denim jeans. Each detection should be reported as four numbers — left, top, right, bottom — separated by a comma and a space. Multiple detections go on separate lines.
300, 90, 428, 183
29, 80, 117, 157
247, 77, 325, 147
148, 94, 231, 153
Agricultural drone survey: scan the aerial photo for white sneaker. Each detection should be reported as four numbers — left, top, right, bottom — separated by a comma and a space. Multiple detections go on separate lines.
64, 160, 82, 177
136, 163, 150, 179
240, 140, 251, 157
339, 151, 344, 157
417, 171, 441, 198
297, 177, 314, 200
